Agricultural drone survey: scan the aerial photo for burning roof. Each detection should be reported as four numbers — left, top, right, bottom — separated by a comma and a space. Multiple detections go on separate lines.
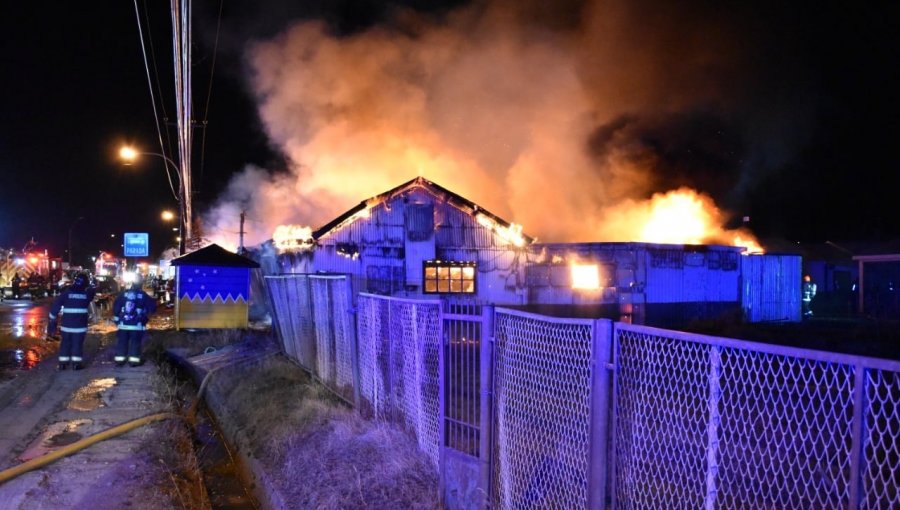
311, 176, 534, 245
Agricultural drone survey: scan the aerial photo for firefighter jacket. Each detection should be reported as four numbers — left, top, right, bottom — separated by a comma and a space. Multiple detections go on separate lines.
112, 288, 157, 331
48, 287, 96, 334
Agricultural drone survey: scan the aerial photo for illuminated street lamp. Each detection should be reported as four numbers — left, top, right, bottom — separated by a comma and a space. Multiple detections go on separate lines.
119, 145, 191, 253
161, 210, 176, 222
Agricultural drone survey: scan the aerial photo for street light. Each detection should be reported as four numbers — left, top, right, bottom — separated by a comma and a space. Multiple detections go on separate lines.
161, 210, 176, 222
119, 145, 191, 253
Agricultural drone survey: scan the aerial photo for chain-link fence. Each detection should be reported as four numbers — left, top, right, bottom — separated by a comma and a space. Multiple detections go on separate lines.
613, 323, 900, 510
266, 274, 358, 404
265, 275, 900, 509
357, 293, 444, 468
491, 308, 610, 510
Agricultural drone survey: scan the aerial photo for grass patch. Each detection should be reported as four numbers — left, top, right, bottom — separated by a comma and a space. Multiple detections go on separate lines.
209, 352, 440, 509
145, 363, 210, 509
142, 328, 440, 508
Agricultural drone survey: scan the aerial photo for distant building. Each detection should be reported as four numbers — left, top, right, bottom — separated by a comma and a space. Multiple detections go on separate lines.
259, 177, 800, 326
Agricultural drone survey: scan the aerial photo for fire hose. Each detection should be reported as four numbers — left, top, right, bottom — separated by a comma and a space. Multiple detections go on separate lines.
0, 412, 181, 485
0, 350, 278, 485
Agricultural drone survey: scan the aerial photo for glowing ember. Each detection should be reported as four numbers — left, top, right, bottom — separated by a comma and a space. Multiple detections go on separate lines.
273, 225, 314, 252
475, 213, 527, 247
571, 264, 600, 290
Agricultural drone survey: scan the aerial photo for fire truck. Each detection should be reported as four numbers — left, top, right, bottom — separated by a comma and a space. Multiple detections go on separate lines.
1, 244, 62, 298
95, 251, 124, 280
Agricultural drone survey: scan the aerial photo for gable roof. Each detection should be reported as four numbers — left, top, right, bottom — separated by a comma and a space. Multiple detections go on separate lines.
312, 176, 534, 244
170, 243, 260, 268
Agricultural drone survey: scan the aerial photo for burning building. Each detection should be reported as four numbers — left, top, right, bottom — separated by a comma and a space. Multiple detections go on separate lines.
258, 177, 800, 326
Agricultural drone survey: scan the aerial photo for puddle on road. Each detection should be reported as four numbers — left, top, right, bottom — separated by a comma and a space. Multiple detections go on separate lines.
18, 419, 93, 462
68, 378, 118, 411
0, 301, 55, 378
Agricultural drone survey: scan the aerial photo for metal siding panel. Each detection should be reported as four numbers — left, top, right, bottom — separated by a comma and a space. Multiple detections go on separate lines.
646, 266, 684, 303
741, 254, 802, 322
683, 265, 706, 302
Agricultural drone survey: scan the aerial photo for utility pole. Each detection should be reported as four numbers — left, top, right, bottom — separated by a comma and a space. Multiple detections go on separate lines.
171, 0, 193, 248
239, 210, 246, 255
67, 217, 84, 266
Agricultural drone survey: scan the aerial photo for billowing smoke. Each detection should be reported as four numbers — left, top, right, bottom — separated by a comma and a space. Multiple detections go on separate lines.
203, 0, 809, 248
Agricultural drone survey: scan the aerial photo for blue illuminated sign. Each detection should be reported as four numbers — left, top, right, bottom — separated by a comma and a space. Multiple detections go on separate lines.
123, 232, 150, 257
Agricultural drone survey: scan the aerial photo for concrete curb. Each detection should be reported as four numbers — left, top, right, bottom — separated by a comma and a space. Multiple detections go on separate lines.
166, 347, 290, 510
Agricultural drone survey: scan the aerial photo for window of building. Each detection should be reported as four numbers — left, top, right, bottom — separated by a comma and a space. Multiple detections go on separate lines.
423, 260, 476, 294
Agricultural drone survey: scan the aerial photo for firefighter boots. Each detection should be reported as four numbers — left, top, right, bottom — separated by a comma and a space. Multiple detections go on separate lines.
58, 362, 68, 371
72, 362, 84, 371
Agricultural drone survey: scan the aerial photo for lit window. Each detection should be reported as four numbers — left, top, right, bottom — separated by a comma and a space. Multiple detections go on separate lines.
424, 261, 476, 294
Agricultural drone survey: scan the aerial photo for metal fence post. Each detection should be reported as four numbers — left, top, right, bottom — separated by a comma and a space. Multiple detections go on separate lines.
387, 300, 395, 422
346, 278, 362, 409
848, 364, 867, 510
705, 345, 722, 510
479, 305, 495, 509
265, 277, 286, 355
588, 319, 613, 510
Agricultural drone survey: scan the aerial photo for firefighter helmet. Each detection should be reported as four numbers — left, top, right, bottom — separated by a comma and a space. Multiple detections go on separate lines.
72, 273, 88, 290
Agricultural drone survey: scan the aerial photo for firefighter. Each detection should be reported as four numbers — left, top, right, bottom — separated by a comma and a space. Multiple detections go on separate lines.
802, 275, 817, 317
112, 274, 156, 367
47, 273, 95, 370
11, 274, 21, 299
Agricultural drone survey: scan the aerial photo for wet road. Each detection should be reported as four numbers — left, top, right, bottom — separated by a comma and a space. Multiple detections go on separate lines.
0, 298, 56, 378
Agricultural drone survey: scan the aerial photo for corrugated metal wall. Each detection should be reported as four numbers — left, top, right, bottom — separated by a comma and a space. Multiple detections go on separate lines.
643, 246, 740, 304
278, 186, 526, 304
741, 254, 802, 322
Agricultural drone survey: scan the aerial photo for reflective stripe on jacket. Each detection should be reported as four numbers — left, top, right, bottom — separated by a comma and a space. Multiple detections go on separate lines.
112, 289, 157, 329
49, 288, 96, 331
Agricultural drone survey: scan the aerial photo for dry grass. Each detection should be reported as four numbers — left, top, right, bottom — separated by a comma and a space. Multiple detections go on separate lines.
144, 329, 439, 508
145, 363, 211, 510
274, 418, 440, 509
210, 354, 440, 509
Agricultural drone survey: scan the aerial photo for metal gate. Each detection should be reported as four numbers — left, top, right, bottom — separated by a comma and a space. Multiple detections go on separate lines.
442, 299, 493, 509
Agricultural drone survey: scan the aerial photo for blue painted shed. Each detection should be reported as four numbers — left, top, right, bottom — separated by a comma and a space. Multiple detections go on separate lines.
170, 244, 260, 329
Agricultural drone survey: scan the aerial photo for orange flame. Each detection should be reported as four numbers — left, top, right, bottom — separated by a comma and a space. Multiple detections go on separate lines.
623, 188, 763, 253
475, 213, 527, 247
272, 225, 314, 252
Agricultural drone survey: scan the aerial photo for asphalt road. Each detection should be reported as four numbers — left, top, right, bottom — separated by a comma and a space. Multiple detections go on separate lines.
0, 298, 55, 379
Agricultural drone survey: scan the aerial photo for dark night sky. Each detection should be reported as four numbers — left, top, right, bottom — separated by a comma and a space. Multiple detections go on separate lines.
1, 1, 898, 264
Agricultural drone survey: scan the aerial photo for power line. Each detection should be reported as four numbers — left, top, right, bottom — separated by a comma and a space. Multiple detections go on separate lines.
140, 0, 175, 160
132, 0, 178, 201
198, 0, 224, 184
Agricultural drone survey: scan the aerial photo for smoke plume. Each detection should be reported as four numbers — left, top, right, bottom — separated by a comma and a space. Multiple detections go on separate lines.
203, 0, 809, 248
